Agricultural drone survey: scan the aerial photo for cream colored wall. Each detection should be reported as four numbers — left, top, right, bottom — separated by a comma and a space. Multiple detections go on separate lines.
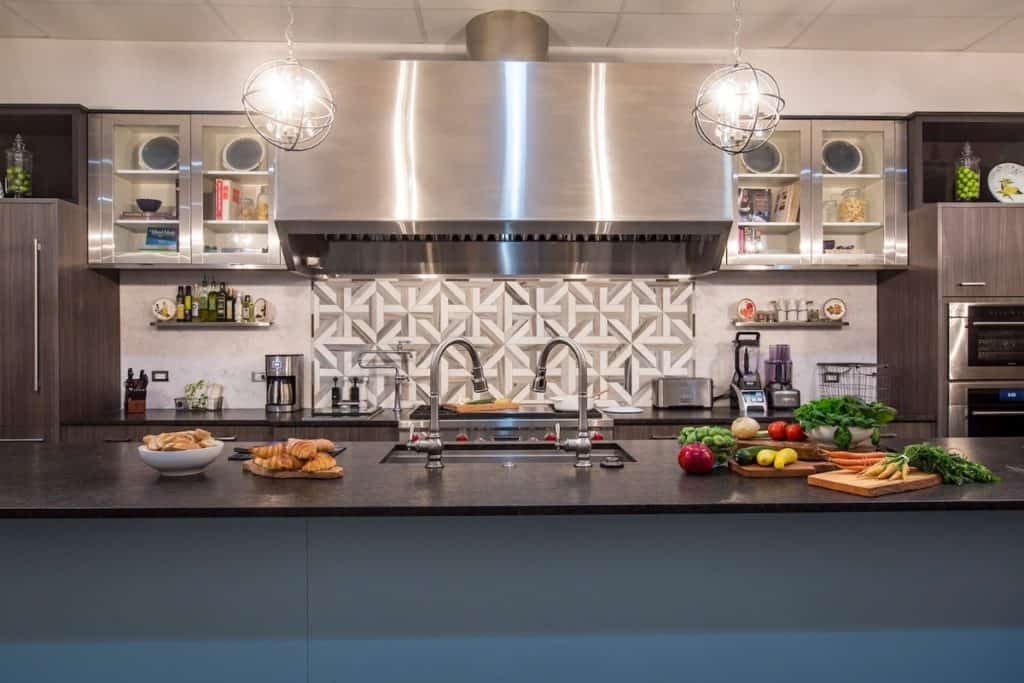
1, 38, 1022, 115
119, 272, 311, 409
694, 271, 878, 404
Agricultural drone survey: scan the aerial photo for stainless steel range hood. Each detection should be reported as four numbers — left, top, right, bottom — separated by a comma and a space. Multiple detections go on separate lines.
275, 60, 732, 277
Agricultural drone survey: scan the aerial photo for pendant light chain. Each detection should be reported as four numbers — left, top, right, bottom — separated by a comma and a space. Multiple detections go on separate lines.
284, 0, 296, 59
732, 0, 742, 64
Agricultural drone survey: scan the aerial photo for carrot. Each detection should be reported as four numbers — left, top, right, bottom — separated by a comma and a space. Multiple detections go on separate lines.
828, 457, 884, 467
822, 450, 887, 459
838, 464, 869, 472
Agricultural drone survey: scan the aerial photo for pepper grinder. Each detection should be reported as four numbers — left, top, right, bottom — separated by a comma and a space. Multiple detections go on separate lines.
331, 377, 342, 408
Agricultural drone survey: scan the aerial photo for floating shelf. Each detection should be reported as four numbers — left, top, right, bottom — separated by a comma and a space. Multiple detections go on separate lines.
732, 320, 848, 330
737, 221, 800, 235
203, 170, 269, 177
115, 169, 178, 178
116, 218, 178, 224
823, 222, 883, 234
822, 173, 883, 180
150, 321, 272, 329
734, 173, 801, 181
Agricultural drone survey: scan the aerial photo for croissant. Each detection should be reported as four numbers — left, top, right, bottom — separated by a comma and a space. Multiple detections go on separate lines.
301, 453, 337, 473
142, 434, 160, 450
314, 438, 335, 452
286, 439, 319, 460
193, 429, 212, 442
251, 442, 285, 459
260, 452, 302, 471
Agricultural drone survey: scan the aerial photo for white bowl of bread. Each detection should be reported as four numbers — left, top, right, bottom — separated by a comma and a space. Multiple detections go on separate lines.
138, 429, 224, 476
247, 438, 340, 476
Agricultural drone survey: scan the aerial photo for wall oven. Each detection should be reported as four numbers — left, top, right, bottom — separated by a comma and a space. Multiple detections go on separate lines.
948, 382, 1024, 437
949, 302, 1024, 381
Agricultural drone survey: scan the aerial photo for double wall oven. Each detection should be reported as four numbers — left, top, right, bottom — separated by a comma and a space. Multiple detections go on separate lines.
948, 302, 1024, 436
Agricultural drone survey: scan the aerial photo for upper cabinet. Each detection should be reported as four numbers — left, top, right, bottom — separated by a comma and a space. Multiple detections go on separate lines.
88, 113, 282, 269
725, 118, 907, 270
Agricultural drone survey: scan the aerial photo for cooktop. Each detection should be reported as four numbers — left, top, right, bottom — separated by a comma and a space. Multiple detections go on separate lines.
408, 405, 603, 421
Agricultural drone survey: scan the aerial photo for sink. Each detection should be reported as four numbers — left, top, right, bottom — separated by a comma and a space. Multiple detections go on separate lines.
382, 441, 636, 464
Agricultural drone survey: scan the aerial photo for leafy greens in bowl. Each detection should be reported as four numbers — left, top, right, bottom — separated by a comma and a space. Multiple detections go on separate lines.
793, 396, 896, 450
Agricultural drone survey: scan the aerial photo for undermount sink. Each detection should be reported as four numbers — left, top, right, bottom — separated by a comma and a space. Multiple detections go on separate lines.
382, 441, 636, 465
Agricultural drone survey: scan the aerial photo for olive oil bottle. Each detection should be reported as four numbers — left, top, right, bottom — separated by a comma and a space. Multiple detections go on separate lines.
216, 282, 227, 322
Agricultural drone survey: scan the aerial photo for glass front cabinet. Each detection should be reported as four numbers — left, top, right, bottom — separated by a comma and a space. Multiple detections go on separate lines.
88, 113, 282, 268
725, 119, 907, 269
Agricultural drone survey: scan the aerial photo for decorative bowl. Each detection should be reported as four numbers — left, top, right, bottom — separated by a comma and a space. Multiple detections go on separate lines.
136, 198, 162, 213
138, 441, 224, 477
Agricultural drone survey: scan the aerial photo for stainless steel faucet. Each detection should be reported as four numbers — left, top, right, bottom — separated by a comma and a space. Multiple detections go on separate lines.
357, 340, 413, 414
407, 336, 489, 470
532, 337, 593, 468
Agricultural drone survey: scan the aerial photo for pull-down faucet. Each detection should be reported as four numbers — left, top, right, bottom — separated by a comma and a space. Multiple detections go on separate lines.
407, 336, 489, 469
532, 337, 592, 468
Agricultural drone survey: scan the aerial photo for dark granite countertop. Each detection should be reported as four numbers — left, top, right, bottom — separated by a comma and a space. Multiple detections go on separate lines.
62, 407, 935, 428
1, 438, 1020, 518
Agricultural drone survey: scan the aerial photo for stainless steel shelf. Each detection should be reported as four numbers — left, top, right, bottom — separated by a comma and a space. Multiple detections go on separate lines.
732, 320, 848, 330
150, 321, 272, 329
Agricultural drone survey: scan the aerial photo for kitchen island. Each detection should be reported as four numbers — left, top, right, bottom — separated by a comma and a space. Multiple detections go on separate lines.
1, 438, 1021, 683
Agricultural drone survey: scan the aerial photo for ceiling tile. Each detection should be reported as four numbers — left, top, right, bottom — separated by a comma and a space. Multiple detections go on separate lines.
967, 18, 1024, 51
623, 0, 831, 14
227, 6, 423, 43
6, 2, 234, 40
790, 15, 1007, 51
422, 8, 617, 45
417, 1, 621, 11
611, 13, 817, 49
825, 0, 1022, 18
0, 5, 45, 37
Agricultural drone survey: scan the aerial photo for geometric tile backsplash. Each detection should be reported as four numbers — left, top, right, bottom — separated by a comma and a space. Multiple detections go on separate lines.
312, 278, 695, 409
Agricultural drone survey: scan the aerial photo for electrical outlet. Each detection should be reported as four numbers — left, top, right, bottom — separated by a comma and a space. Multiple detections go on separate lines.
252, 371, 266, 383
152, 370, 169, 382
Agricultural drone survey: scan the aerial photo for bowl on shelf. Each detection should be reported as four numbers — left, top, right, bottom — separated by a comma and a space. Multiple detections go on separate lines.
136, 198, 163, 213
137, 440, 224, 477
809, 426, 874, 449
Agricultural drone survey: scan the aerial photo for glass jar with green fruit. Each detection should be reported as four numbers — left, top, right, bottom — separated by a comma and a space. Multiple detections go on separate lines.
4, 134, 33, 198
954, 142, 980, 202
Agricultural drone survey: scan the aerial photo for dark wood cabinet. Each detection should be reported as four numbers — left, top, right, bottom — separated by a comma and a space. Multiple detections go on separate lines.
939, 205, 1024, 297
0, 200, 119, 443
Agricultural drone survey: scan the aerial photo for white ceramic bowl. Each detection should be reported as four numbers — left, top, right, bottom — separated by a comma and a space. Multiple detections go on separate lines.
138, 441, 224, 477
810, 426, 874, 448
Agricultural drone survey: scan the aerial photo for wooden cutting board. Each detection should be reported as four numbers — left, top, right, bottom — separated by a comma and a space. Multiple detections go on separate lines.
735, 438, 823, 461
728, 458, 835, 478
443, 400, 520, 414
807, 468, 941, 497
243, 461, 344, 479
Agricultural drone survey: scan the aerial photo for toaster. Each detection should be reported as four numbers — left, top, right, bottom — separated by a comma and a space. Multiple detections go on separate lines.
653, 377, 714, 409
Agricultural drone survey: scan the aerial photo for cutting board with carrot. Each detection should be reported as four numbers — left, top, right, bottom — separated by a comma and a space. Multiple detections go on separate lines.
807, 468, 941, 497
728, 459, 835, 478
443, 398, 520, 414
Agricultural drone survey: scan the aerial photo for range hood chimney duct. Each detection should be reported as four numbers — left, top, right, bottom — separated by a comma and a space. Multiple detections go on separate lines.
465, 10, 549, 61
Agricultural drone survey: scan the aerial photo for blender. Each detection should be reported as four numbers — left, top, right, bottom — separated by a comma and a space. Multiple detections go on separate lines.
730, 332, 767, 415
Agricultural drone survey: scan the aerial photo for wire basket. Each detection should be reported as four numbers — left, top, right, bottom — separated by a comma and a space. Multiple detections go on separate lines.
816, 363, 891, 404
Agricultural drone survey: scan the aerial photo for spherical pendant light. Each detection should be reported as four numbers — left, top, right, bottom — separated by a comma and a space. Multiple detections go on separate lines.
692, 0, 784, 155
242, 2, 335, 152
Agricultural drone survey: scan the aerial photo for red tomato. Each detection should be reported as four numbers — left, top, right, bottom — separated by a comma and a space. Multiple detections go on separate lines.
767, 421, 788, 441
785, 423, 806, 442
591, 432, 605, 441
544, 432, 557, 442
455, 433, 469, 442
410, 433, 421, 442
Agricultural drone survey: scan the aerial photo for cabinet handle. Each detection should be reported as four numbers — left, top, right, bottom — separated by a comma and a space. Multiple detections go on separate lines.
650, 434, 678, 440
33, 238, 40, 393
0, 437, 45, 443
957, 282, 987, 287
971, 321, 1024, 327
970, 410, 1024, 417
104, 438, 132, 443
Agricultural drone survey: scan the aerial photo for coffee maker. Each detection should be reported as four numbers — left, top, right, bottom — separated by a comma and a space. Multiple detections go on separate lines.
265, 354, 303, 413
